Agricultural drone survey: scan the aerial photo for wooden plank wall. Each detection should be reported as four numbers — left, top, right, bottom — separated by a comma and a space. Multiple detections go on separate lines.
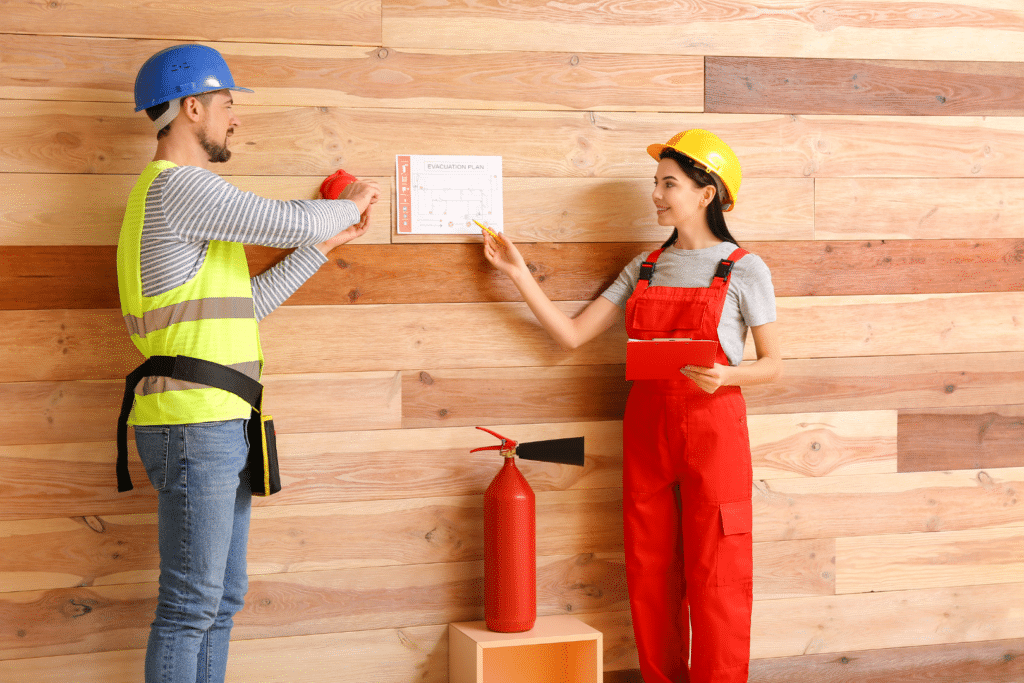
2, 2, 1024, 681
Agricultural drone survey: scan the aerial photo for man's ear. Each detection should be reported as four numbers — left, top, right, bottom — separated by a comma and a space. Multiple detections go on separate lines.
181, 96, 205, 123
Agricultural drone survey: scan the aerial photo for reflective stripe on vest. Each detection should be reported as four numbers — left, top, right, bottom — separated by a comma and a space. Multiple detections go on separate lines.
116, 160, 264, 426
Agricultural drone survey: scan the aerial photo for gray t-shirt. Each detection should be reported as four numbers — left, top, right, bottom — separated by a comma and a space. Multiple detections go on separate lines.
601, 241, 777, 366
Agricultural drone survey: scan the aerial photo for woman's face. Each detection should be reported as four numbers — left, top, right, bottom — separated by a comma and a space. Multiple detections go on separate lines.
651, 157, 715, 228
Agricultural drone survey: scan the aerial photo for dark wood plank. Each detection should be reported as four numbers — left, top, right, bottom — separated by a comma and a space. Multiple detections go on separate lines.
402, 352, 1024, 429
2, 0, 380, 45
0, 34, 701, 112
0, 247, 119, 311
402, 366, 631, 429
898, 406, 1024, 472
748, 637, 1024, 683
4, 239, 1022, 310
707, 57, 1024, 116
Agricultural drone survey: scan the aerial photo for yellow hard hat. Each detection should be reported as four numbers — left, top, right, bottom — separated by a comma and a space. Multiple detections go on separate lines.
647, 129, 741, 211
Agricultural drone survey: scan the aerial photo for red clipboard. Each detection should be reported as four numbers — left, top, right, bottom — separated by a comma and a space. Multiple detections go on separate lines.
625, 339, 718, 380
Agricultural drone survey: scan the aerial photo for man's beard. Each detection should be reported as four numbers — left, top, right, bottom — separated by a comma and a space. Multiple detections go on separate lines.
199, 128, 231, 164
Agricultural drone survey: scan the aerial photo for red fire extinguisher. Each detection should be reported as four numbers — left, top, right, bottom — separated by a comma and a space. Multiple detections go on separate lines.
471, 427, 586, 633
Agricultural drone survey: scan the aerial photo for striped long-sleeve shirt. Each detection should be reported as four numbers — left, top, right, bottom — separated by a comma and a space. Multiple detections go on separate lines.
140, 165, 360, 320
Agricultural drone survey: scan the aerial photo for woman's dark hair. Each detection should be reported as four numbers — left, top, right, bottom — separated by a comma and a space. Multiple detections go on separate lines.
657, 147, 740, 250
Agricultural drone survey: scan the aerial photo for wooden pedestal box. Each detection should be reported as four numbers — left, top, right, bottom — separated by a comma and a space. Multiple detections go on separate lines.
449, 615, 603, 683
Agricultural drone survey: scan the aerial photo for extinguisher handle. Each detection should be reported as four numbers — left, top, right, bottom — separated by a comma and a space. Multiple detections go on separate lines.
471, 426, 519, 454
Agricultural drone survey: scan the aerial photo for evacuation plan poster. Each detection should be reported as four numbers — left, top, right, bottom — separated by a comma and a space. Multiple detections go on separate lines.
395, 155, 503, 235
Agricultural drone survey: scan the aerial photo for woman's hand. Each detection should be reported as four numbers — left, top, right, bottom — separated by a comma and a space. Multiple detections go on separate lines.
680, 363, 733, 394
482, 230, 530, 281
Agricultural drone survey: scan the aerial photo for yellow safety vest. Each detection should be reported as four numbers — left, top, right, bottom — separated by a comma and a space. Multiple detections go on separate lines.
117, 160, 263, 425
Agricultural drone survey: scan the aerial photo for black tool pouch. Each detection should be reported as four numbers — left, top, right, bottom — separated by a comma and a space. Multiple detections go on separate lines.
117, 355, 281, 496
246, 395, 281, 496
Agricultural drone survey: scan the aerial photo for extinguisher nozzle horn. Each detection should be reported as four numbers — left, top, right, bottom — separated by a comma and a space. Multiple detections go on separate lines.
515, 436, 585, 467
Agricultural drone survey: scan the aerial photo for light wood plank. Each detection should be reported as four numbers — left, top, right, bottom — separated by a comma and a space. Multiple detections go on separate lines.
750, 410, 897, 480
748, 637, 1024, 683
1, 538, 831, 659
754, 468, 1024, 543
761, 292, 1024, 361
14, 102, 1024, 179
394, 177, 813, 244
0, 624, 448, 683
749, 582, 1024, 659
5, 294, 1022, 385
899, 405, 1024, 473
0, 174, 392, 246
816, 178, 1024, 240
0, 553, 628, 659
3, 0, 381, 45
0, 34, 702, 112
382, 0, 1024, 61
1, 410, 895, 520
0, 174, 802, 247
0, 421, 623, 520
836, 527, 1024, 595
0, 489, 623, 592
21, 580, 1009, 674
0, 611, 641, 682
706, 57, 1024, 116
0, 440, 153, 521
7, 351, 1024, 449
745, 352, 1024, 415
0, 304, 627, 383
753, 538, 835, 601
0, 372, 401, 446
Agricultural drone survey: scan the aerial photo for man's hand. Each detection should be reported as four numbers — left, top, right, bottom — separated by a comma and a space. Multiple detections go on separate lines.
316, 203, 373, 256
316, 180, 381, 256
338, 180, 380, 214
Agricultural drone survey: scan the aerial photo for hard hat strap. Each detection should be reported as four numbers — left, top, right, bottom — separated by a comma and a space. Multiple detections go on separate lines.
152, 98, 181, 131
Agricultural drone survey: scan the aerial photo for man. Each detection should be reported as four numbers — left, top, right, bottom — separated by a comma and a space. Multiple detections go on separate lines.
115, 44, 379, 683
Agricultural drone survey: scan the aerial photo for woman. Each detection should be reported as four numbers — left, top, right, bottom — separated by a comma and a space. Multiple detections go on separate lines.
481, 129, 781, 683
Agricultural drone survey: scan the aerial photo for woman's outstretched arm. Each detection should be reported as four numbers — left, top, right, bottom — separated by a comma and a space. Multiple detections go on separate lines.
482, 231, 621, 349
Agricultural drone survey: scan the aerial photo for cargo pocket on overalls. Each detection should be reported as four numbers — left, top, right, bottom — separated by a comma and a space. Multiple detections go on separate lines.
716, 498, 753, 586
133, 426, 171, 492
630, 297, 705, 338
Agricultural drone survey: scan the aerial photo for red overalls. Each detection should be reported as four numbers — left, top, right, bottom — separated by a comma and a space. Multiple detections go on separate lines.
622, 246, 753, 683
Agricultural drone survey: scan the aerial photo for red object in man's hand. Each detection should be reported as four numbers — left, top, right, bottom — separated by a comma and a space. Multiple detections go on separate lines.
320, 169, 358, 199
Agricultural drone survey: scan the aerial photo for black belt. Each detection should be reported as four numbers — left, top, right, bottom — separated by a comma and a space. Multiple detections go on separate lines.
116, 355, 263, 492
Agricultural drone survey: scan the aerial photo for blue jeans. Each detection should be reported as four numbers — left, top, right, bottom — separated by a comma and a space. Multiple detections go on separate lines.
135, 419, 252, 683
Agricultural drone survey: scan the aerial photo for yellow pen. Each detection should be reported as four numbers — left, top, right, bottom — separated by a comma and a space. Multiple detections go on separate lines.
473, 219, 502, 242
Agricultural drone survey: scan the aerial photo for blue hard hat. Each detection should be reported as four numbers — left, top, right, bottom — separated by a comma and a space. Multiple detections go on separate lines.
134, 44, 253, 112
